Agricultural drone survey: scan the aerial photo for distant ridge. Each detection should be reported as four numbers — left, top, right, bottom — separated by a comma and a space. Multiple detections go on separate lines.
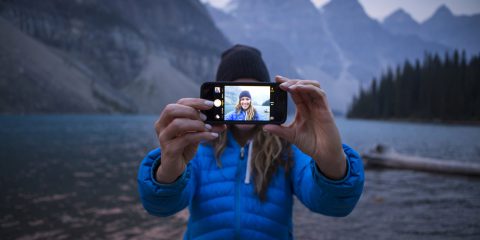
383, 5, 480, 55
0, 17, 135, 113
0, 0, 230, 114
383, 9, 420, 36
207, 0, 448, 112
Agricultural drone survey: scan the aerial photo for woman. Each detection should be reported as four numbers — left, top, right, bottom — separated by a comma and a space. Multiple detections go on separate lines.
137, 45, 364, 239
225, 90, 260, 121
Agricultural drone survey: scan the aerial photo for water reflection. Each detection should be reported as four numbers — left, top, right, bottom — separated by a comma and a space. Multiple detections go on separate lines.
0, 115, 479, 239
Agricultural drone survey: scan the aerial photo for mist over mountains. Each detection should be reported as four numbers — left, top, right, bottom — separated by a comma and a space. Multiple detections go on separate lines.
383, 5, 480, 56
0, 0, 478, 114
206, 0, 479, 111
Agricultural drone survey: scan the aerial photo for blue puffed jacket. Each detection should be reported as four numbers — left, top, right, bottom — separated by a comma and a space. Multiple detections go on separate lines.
137, 131, 364, 239
225, 109, 260, 121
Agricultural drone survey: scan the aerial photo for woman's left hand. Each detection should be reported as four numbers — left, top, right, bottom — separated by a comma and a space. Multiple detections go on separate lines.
263, 76, 347, 180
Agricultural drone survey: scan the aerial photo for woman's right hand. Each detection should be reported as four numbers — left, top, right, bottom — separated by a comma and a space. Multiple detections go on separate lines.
154, 98, 226, 183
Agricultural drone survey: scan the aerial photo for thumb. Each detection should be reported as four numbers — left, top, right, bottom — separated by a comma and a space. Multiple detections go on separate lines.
263, 124, 294, 142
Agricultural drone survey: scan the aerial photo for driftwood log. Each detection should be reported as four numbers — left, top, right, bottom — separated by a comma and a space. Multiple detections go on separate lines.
362, 144, 480, 176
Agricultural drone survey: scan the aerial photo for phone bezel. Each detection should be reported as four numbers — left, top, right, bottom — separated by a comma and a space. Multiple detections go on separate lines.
200, 82, 287, 125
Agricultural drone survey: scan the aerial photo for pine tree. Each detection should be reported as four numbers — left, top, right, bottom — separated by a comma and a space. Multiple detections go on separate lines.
347, 50, 480, 122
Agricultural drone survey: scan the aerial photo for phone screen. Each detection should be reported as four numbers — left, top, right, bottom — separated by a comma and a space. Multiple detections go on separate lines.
200, 82, 287, 124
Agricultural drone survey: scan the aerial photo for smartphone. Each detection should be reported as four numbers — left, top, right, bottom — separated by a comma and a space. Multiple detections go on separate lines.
200, 82, 287, 124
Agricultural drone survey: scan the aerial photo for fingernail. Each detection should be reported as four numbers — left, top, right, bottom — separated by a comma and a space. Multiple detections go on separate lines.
211, 132, 219, 138
200, 113, 207, 121
204, 100, 214, 106
205, 124, 212, 130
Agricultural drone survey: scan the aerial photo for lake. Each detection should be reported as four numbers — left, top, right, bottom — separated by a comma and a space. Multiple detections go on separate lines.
1, 115, 479, 239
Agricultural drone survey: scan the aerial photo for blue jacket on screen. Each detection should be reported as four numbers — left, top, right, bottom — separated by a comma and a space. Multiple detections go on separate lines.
137, 131, 364, 239
225, 109, 259, 121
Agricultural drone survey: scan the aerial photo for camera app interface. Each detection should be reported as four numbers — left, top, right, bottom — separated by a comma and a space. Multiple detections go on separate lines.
212, 85, 273, 121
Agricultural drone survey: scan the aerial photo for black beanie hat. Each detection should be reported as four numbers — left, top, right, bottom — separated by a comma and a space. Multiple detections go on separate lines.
239, 90, 251, 99
215, 44, 270, 82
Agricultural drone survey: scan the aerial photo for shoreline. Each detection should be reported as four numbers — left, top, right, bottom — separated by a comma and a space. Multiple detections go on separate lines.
1, 114, 479, 127
345, 116, 480, 127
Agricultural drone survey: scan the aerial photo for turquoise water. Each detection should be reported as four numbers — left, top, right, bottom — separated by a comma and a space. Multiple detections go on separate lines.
0, 115, 479, 239
336, 118, 480, 163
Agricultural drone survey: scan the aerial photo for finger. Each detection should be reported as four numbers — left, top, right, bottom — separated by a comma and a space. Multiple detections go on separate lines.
273, 76, 307, 122
276, 76, 297, 91
276, 76, 321, 89
286, 84, 309, 114
160, 118, 210, 142
177, 98, 214, 110
296, 79, 321, 88
262, 124, 295, 142
273, 76, 308, 113
170, 131, 219, 150
291, 84, 330, 111
156, 104, 207, 132
289, 83, 313, 107
291, 80, 325, 110
275, 75, 290, 83
275, 76, 309, 113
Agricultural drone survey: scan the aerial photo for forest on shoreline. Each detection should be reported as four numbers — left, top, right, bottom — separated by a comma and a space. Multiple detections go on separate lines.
347, 50, 480, 122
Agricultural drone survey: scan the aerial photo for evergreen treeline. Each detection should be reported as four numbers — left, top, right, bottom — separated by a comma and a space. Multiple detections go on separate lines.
347, 50, 480, 121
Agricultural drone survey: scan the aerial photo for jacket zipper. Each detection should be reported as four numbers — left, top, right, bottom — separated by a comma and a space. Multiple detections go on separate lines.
235, 145, 246, 239
240, 146, 245, 159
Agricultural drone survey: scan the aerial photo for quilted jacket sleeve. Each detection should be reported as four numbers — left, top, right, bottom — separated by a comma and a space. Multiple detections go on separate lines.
291, 144, 364, 217
137, 148, 196, 217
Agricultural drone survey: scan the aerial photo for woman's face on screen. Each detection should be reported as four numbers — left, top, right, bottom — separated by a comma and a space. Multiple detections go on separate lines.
232, 78, 258, 132
240, 97, 251, 110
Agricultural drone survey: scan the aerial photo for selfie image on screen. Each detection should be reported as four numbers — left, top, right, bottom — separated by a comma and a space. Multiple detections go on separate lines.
224, 86, 270, 121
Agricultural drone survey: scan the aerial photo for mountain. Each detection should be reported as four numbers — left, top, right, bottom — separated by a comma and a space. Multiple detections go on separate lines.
322, 0, 446, 81
383, 9, 420, 36
205, 2, 302, 79
383, 5, 480, 55
206, 0, 448, 112
0, 17, 135, 113
0, 0, 230, 114
228, 0, 342, 76
207, 0, 353, 111
421, 5, 480, 55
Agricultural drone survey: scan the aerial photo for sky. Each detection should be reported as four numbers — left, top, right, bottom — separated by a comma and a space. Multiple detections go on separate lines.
202, 0, 480, 23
